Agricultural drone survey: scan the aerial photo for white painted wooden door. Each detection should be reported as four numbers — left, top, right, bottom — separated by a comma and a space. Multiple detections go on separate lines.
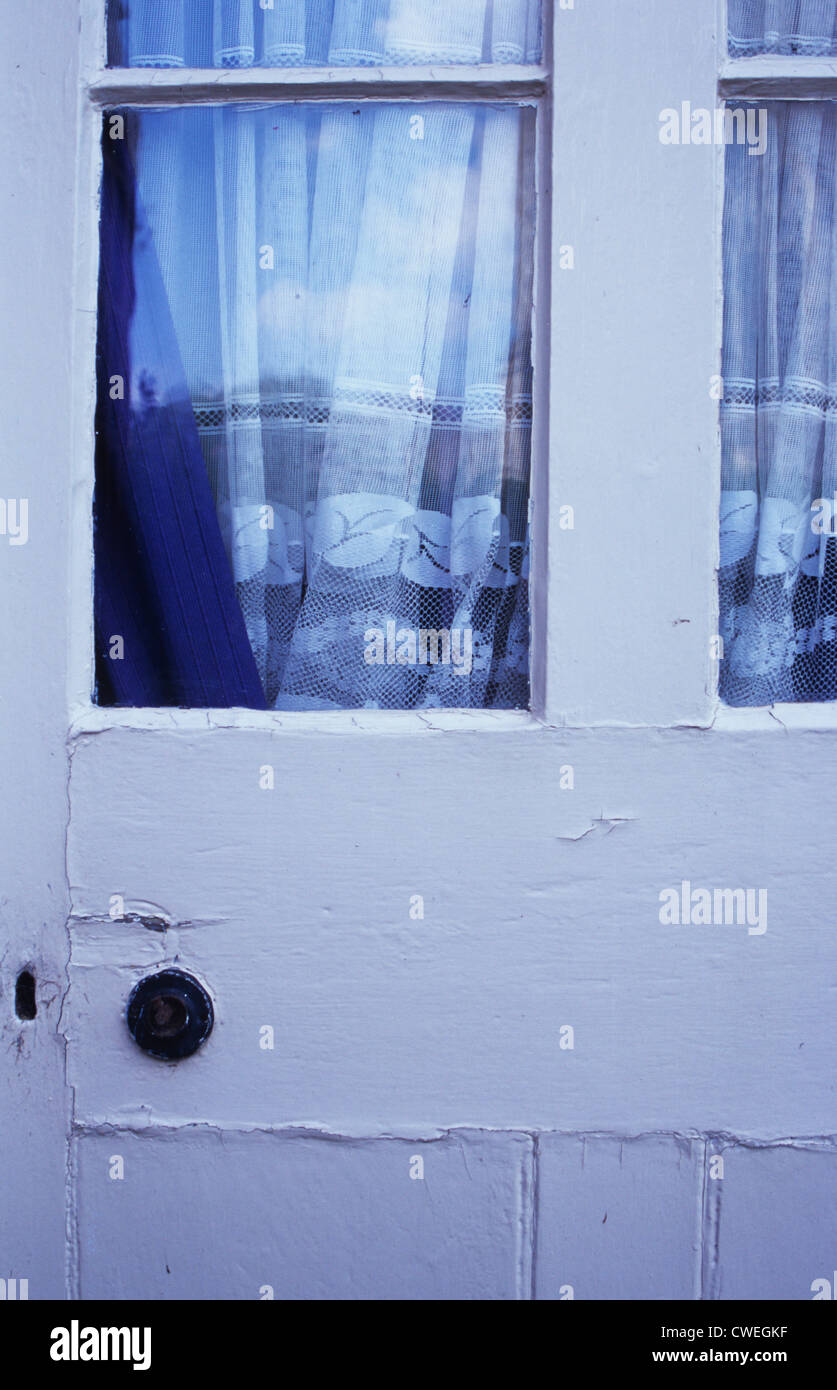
6, 0, 837, 1302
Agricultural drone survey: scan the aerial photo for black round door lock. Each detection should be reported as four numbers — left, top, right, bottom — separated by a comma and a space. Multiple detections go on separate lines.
126, 970, 213, 1061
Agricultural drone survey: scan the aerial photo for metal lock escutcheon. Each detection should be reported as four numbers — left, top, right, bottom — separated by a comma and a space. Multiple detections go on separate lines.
126, 969, 213, 1061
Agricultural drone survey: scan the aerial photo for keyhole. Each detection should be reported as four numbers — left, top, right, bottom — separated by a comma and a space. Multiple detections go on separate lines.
15, 969, 36, 1021
147, 992, 188, 1038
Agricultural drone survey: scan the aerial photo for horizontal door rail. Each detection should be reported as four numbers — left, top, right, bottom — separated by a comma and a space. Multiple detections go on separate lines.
89, 65, 550, 106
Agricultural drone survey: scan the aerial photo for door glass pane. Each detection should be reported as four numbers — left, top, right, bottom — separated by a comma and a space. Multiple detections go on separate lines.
95, 104, 535, 710
728, 1, 837, 56
107, 1, 542, 68
720, 101, 837, 704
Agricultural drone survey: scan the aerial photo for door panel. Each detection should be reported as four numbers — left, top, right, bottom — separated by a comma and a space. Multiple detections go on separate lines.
67, 724, 837, 1135
75, 1129, 528, 1300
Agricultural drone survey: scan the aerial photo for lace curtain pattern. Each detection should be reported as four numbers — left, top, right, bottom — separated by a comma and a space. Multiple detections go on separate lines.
98, 102, 534, 709
729, 0, 837, 55
108, 0, 542, 67
720, 102, 837, 704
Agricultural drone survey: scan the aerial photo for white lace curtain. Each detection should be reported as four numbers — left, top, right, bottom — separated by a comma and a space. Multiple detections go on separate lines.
729, 0, 837, 55
720, 102, 837, 704
110, 0, 542, 67
131, 101, 534, 709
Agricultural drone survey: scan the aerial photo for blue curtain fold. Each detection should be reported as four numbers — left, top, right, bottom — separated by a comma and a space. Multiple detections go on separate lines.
95, 124, 267, 707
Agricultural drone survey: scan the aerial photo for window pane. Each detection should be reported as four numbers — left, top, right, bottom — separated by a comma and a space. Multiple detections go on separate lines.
95, 104, 535, 710
728, 0, 837, 56
720, 101, 837, 704
107, 0, 542, 68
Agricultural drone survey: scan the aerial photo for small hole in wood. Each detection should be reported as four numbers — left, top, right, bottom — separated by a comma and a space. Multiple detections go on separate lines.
15, 970, 36, 1021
